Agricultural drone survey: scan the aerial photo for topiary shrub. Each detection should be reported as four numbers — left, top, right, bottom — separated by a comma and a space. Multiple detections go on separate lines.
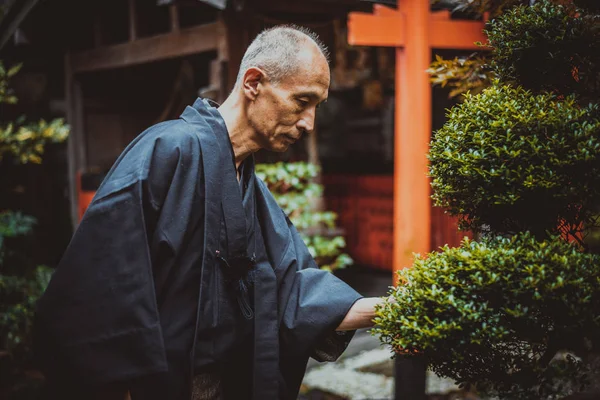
375, 232, 600, 399
429, 84, 600, 238
255, 162, 352, 272
485, 1, 600, 100
376, 1, 600, 399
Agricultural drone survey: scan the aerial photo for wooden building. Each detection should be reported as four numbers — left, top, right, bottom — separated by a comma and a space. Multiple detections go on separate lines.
0, 0, 478, 272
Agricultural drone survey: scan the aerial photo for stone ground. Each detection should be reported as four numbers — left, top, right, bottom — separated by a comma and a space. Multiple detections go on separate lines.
299, 328, 486, 400
298, 266, 487, 400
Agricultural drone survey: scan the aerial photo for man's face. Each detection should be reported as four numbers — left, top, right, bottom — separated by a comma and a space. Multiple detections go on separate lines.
246, 46, 330, 152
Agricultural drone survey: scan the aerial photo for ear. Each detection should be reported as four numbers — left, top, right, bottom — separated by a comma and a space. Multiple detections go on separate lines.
242, 67, 266, 101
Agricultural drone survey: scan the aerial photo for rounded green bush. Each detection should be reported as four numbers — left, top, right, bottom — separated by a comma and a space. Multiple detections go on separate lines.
374, 232, 600, 399
428, 83, 600, 235
485, 1, 600, 100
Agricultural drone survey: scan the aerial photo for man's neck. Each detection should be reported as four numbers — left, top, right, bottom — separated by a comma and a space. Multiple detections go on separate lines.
217, 95, 261, 169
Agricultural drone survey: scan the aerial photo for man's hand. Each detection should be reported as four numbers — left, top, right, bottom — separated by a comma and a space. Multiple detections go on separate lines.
336, 297, 387, 331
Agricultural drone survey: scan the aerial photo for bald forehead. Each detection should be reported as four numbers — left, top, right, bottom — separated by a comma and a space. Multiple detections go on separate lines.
292, 40, 329, 72
297, 37, 327, 61
277, 47, 330, 101
267, 29, 329, 72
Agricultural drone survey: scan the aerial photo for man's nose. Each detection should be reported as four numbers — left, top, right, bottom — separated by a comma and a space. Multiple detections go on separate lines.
297, 108, 316, 134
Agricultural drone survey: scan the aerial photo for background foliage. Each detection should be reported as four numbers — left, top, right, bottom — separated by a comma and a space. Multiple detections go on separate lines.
0, 61, 69, 399
256, 162, 352, 272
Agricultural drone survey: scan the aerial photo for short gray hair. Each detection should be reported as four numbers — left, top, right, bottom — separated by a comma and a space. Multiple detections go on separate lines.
235, 25, 330, 87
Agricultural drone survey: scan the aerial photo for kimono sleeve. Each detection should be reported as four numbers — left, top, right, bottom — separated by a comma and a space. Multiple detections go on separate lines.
34, 129, 200, 385
280, 219, 363, 362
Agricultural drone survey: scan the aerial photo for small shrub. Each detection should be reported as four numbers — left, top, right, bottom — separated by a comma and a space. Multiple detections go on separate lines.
428, 84, 600, 237
374, 232, 600, 399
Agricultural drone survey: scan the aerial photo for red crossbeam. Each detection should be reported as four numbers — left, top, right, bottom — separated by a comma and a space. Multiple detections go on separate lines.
348, 9, 486, 50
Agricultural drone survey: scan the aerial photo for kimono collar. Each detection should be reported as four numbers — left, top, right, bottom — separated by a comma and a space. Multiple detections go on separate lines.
180, 97, 221, 126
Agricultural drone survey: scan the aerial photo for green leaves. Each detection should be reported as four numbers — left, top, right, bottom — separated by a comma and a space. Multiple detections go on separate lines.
485, 0, 600, 100
0, 62, 21, 105
0, 212, 36, 265
0, 59, 68, 394
429, 83, 600, 236
374, 233, 600, 399
255, 161, 319, 193
0, 118, 70, 164
0, 211, 36, 238
428, 54, 496, 98
0, 265, 52, 352
303, 235, 352, 272
379, 2, 600, 399
256, 162, 353, 272
0, 60, 70, 164
0, 211, 50, 360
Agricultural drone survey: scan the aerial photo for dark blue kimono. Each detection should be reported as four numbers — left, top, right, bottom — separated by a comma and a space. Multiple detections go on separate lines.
34, 98, 363, 400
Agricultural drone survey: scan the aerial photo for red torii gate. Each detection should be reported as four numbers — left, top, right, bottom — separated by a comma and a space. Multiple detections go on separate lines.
347, 1, 487, 281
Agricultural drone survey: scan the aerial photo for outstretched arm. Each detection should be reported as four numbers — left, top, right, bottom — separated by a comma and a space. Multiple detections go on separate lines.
336, 297, 386, 331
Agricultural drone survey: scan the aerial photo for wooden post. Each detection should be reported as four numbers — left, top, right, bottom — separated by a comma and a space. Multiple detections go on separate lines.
93, 14, 103, 48
391, 3, 431, 394
169, 4, 180, 32
128, 0, 137, 42
65, 53, 87, 227
216, 19, 228, 102
395, 356, 427, 400
223, 9, 249, 93
394, 0, 431, 282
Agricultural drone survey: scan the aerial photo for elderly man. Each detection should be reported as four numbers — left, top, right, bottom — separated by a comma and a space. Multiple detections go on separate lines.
35, 25, 384, 400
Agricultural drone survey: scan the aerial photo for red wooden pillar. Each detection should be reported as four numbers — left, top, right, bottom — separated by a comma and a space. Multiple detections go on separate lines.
348, 2, 486, 282
395, 0, 431, 284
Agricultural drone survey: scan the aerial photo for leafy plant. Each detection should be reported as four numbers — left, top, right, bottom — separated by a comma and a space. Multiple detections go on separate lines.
375, 233, 600, 399
0, 211, 52, 353
377, 1, 600, 398
0, 63, 69, 164
256, 162, 352, 272
0, 118, 69, 164
0, 63, 21, 104
428, 83, 600, 239
428, 54, 495, 98
429, 1, 600, 101
0, 61, 69, 399
484, 1, 600, 100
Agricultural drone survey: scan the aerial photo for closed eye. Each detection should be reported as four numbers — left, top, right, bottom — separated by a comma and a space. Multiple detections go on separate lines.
296, 98, 310, 107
